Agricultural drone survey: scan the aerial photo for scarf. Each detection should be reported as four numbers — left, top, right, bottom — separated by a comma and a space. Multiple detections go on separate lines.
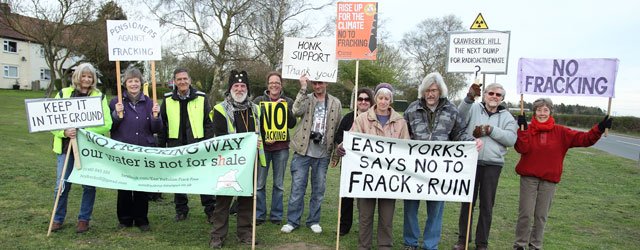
221, 94, 257, 132
530, 115, 555, 134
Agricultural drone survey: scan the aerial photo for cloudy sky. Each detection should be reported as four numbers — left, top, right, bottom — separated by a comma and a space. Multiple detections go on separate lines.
122, 0, 638, 116
365, 0, 639, 117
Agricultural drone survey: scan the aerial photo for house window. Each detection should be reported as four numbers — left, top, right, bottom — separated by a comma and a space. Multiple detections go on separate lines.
3, 40, 17, 53
40, 68, 51, 80
40, 46, 45, 57
3, 65, 18, 78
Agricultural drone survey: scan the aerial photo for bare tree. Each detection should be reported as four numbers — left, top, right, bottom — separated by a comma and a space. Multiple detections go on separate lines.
1, 0, 94, 97
401, 15, 466, 99
148, 0, 253, 104
241, 0, 334, 69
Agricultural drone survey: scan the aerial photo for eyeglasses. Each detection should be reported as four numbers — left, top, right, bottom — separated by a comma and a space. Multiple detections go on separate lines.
357, 97, 370, 102
268, 81, 281, 85
487, 91, 503, 97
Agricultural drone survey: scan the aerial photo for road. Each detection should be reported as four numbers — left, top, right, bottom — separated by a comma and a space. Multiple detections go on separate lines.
591, 133, 640, 162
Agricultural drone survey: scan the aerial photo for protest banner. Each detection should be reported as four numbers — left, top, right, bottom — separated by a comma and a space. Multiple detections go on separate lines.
281, 37, 338, 82
259, 101, 288, 142
107, 20, 162, 61
336, 2, 378, 60
68, 129, 258, 196
517, 58, 618, 97
447, 31, 510, 74
24, 96, 104, 133
339, 132, 478, 203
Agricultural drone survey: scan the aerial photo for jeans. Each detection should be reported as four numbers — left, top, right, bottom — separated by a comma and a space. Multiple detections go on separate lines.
285, 153, 329, 228
54, 154, 96, 223
256, 149, 289, 222
403, 200, 445, 250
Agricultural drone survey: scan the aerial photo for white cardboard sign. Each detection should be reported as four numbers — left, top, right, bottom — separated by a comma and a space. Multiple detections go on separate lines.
107, 20, 162, 61
25, 96, 105, 133
447, 31, 510, 74
282, 37, 338, 82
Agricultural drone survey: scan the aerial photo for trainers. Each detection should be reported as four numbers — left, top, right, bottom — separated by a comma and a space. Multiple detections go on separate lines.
51, 222, 63, 232
76, 220, 89, 233
310, 224, 322, 234
280, 224, 295, 233
239, 238, 260, 245
403, 246, 418, 250
209, 237, 224, 249
175, 213, 187, 222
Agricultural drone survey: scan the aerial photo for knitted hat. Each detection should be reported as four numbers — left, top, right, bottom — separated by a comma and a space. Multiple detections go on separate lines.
227, 70, 249, 94
375, 82, 393, 94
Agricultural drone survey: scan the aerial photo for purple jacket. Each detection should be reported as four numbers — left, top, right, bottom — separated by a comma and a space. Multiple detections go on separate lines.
109, 93, 163, 146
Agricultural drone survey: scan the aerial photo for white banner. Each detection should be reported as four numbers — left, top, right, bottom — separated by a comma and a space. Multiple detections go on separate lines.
24, 96, 105, 133
447, 31, 510, 74
107, 20, 162, 61
339, 132, 478, 202
282, 37, 338, 82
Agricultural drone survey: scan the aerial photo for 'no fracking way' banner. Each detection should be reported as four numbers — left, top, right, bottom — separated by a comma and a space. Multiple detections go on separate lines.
69, 129, 258, 196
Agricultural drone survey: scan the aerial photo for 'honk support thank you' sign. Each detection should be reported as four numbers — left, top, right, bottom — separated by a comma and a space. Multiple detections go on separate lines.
282, 37, 338, 82
69, 130, 258, 196
339, 132, 478, 202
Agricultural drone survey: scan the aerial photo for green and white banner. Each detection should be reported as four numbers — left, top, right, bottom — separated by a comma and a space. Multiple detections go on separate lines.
68, 129, 258, 196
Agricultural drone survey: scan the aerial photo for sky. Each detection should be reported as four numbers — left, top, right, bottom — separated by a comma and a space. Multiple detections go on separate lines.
360, 0, 639, 117
119, 0, 639, 117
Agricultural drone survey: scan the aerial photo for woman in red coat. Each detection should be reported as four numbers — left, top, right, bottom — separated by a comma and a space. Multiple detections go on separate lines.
512, 98, 612, 250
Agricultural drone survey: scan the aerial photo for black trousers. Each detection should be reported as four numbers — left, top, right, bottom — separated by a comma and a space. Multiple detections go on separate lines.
339, 197, 354, 234
117, 190, 149, 226
174, 193, 216, 215
457, 163, 503, 247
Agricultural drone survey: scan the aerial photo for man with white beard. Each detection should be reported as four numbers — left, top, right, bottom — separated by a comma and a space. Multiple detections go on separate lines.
209, 70, 265, 248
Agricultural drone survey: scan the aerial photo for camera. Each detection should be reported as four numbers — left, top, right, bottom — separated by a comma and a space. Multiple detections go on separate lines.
310, 131, 323, 144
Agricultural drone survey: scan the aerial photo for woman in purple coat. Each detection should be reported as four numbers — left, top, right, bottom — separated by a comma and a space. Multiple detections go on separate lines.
108, 67, 163, 231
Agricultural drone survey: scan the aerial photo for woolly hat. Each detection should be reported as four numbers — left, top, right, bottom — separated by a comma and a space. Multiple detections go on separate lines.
227, 70, 249, 94
375, 82, 394, 94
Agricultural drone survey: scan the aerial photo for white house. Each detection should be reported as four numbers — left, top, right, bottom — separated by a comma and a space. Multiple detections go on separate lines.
0, 3, 80, 90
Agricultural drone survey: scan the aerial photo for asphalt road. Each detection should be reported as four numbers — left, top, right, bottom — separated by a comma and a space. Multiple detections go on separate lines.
591, 133, 640, 162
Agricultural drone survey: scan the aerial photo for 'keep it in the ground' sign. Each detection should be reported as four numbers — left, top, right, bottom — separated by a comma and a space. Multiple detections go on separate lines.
447, 31, 510, 74
25, 96, 105, 133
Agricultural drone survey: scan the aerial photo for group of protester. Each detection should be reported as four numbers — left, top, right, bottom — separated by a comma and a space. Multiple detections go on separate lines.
48, 63, 613, 250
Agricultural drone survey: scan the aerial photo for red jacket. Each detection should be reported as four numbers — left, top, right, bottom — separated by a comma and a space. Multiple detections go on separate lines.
515, 124, 602, 183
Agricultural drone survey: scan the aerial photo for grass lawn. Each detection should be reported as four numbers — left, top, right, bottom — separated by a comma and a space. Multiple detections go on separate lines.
1, 89, 639, 249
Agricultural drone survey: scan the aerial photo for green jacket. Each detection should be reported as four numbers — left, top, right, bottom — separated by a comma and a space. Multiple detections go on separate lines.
51, 87, 112, 154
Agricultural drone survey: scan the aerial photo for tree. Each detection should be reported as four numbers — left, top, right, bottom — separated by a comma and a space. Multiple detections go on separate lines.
1, 0, 94, 97
241, 0, 333, 69
77, 0, 133, 95
401, 15, 467, 99
148, 0, 253, 107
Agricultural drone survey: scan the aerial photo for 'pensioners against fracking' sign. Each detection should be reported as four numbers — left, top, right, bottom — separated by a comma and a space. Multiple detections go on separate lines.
339, 132, 478, 203
68, 130, 258, 196
107, 20, 162, 61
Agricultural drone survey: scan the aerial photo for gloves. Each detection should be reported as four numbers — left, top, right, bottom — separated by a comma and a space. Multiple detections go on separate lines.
598, 115, 613, 133
517, 115, 528, 130
467, 83, 482, 99
472, 125, 492, 138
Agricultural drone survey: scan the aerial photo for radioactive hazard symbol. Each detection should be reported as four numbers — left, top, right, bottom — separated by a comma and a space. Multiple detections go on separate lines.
470, 13, 489, 29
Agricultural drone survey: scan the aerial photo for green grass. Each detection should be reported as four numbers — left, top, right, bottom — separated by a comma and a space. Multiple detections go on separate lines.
1, 89, 639, 249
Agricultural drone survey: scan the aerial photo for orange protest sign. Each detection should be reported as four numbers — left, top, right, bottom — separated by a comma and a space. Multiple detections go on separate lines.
336, 2, 378, 60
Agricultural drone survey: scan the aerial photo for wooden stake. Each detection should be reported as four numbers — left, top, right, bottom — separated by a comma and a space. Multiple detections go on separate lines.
47, 140, 73, 236
116, 61, 123, 119
353, 60, 360, 120
605, 97, 612, 137
71, 135, 81, 169
151, 61, 158, 118
520, 94, 525, 131
464, 202, 473, 250
335, 194, 342, 250
251, 152, 258, 250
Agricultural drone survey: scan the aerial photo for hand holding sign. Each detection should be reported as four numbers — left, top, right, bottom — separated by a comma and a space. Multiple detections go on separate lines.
467, 83, 482, 99
299, 74, 309, 90
64, 128, 77, 139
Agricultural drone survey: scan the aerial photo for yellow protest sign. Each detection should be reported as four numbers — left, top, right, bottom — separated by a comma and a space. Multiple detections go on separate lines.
470, 13, 489, 29
260, 101, 288, 141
